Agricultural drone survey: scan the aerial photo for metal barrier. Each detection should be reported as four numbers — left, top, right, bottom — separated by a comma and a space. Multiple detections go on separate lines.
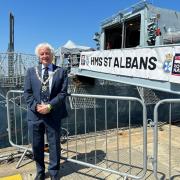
6, 90, 147, 179
153, 99, 180, 179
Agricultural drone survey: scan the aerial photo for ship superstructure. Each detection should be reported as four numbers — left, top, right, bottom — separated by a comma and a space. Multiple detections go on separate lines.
95, 1, 180, 49
71, 1, 180, 98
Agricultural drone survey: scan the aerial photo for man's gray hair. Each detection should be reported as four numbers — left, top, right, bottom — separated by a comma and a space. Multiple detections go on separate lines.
35, 42, 54, 57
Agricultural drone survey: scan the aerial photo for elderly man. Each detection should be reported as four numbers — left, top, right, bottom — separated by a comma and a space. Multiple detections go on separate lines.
24, 43, 68, 180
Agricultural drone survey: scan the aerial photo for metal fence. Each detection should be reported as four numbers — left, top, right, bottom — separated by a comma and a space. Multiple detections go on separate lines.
6, 90, 147, 179
153, 99, 180, 180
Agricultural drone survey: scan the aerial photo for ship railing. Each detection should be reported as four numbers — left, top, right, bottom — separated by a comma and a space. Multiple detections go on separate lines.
6, 90, 148, 179
101, 0, 148, 27
153, 99, 180, 180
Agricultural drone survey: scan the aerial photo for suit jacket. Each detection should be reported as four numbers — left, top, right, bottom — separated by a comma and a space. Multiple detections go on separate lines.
24, 64, 68, 121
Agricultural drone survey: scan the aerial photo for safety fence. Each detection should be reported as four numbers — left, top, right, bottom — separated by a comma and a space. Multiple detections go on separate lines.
6, 90, 180, 179
6, 90, 148, 179
153, 99, 180, 180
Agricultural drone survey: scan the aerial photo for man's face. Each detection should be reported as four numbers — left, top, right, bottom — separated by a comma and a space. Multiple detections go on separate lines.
39, 47, 53, 66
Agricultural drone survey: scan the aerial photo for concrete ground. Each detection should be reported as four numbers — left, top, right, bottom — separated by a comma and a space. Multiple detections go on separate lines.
0, 124, 180, 180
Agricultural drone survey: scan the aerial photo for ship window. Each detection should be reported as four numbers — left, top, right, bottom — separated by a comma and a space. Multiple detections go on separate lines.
104, 14, 141, 49
124, 15, 141, 48
105, 26, 122, 50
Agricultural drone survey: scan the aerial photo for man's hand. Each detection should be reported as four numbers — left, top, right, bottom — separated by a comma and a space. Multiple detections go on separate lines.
36, 104, 51, 114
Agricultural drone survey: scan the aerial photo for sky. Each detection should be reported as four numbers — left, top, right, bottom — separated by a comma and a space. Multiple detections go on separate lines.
0, 0, 180, 54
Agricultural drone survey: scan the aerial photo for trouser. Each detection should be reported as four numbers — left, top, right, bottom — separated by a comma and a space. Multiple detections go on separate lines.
28, 118, 61, 176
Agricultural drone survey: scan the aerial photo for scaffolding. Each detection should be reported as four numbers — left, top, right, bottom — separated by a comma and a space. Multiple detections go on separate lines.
0, 53, 38, 88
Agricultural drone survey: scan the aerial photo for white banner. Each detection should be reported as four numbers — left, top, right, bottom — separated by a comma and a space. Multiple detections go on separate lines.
79, 46, 180, 84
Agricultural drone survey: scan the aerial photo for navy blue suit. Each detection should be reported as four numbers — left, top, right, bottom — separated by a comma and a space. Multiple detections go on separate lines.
24, 64, 68, 177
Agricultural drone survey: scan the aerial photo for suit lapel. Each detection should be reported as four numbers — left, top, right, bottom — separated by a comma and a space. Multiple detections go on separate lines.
51, 64, 58, 91
36, 64, 42, 92
38, 64, 42, 77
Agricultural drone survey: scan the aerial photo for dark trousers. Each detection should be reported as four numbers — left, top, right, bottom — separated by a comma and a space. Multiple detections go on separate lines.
28, 118, 61, 176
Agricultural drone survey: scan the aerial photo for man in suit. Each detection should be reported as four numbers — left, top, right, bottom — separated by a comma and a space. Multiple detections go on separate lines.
24, 42, 68, 180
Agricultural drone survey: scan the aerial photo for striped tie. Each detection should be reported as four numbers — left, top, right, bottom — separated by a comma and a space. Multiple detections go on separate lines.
41, 67, 50, 103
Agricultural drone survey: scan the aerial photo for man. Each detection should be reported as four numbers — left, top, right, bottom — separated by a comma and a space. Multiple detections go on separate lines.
24, 43, 68, 180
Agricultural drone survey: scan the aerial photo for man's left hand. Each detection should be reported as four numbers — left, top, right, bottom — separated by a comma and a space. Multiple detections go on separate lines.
37, 104, 50, 114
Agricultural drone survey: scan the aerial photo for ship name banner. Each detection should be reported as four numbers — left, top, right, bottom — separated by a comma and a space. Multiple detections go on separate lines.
79, 46, 180, 84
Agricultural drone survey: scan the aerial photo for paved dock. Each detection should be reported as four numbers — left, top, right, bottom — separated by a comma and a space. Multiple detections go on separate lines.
0, 124, 180, 180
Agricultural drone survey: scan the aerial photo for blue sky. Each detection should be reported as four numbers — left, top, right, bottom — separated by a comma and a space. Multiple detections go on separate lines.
0, 0, 180, 54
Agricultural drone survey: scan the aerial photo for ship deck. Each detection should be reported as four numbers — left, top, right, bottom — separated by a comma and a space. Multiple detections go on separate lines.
0, 124, 180, 180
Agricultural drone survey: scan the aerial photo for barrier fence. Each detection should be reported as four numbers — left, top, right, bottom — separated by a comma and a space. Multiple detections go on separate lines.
153, 99, 180, 180
6, 90, 180, 179
6, 90, 147, 179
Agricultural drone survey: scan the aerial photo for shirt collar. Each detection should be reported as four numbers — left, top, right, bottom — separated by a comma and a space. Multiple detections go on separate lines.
41, 64, 53, 71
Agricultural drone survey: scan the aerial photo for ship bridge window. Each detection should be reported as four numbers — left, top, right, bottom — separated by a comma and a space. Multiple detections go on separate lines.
124, 15, 141, 48
105, 26, 122, 50
104, 15, 141, 49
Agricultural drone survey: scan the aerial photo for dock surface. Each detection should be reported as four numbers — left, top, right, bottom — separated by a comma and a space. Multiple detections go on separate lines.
0, 124, 180, 180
